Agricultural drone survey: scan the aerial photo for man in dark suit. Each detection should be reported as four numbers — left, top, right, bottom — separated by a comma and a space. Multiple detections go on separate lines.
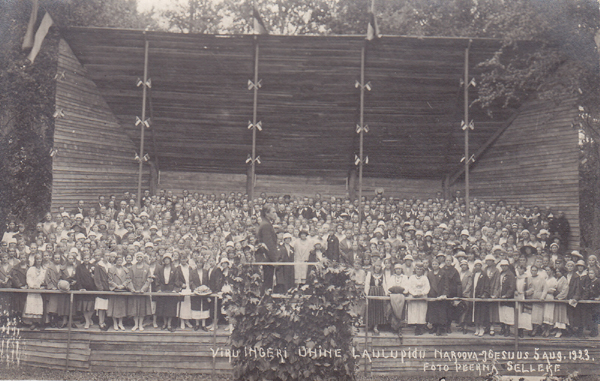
324, 224, 340, 262
565, 260, 583, 336
256, 205, 279, 293
442, 255, 462, 333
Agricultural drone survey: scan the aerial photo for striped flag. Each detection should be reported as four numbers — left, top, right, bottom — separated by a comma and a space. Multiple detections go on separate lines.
27, 12, 54, 63
21, 0, 39, 50
366, 10, 380, 41
253, 7, 268, 35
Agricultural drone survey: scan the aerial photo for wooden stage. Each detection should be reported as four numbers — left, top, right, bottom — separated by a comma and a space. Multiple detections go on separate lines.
8, 324, 599, 378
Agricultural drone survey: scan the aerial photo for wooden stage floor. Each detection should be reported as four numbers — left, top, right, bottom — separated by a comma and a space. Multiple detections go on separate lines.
8, 325, 600, 378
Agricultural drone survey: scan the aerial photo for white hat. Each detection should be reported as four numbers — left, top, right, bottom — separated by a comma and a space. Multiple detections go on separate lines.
460, 229, 470, 236
438, 223, 448, 230
145, 242, 154, 248
226, 241, 234, 247
150, 225, 158, 230
370, 238, 378, 244
576, 260, 586, 266
404, 254, 414, 261
69, 247, 79, 254
484, 254, 496, 262
415, 230, 424, 236
87, 231, 97, 237
283, 233, 293, 240
460, 259, 468, 266
377, 221, 386, 227
374, 227, 384, 235
537, 229, 549, 237
220, 257, 231, 265
570, 250, 583, 259
424, 231, 433, 238
75, 233, 86, 240
455, 251, 467, 258
474, 259, 483, 266
75, 213, 84, 220
140, 211, 149, 218
491, 245, 504, 253
499, 259, 510, 266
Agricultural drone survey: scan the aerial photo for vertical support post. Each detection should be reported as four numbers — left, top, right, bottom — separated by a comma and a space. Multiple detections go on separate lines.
363, 296, 369, 376
65, 291, 74, 372
463, 42, 470, 226
514, 300, 519, 352
212, 294, 218, 378
137, 37, 150, 208
358, 46, 365, 224
248, 38, 260, 201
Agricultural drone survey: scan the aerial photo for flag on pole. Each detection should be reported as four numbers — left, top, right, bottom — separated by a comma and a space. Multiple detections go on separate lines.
366, 10, 380, 41
253, 7, 268, 35
27, 12, 54, 63
22, 0, 39, 50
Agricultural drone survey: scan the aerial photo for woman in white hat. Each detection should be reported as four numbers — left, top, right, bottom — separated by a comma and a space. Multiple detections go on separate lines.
552, 266, 569, 338
127, 252, 152, 331
470, 260, 489, 336
107, 255, 130, 331
23, 254, 46, 330
154, 252, 182, 332
406, 262, 430, 335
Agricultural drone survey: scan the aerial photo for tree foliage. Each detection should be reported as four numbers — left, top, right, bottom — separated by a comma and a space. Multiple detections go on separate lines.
224, 262, 360, 380
162, 0, 222, 34
220, 0, 335, 35
0, 0, 59, 239
45, 0, 159, 30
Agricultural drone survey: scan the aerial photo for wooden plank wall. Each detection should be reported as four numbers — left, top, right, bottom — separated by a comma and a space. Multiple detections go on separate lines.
51, 39, 149, 213
454, 94, 580, 249
159, 171, 442, 199
17, 330, 599, 377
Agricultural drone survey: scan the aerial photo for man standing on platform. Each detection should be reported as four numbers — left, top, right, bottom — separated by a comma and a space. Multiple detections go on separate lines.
256, 205, 279, 293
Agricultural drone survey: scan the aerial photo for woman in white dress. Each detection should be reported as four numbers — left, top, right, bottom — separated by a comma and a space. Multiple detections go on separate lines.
541, 266, 558, 337
23, 254, 46, 329
515, 265, 533, 337
293, 229, 313, 285
406, 262, 430, 335
177, 254, 194, 330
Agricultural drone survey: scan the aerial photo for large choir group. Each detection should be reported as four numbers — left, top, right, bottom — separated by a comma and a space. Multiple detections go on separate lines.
1, 188, 599, 339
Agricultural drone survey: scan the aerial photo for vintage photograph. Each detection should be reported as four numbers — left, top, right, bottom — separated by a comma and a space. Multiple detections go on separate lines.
1, 0, 600, 380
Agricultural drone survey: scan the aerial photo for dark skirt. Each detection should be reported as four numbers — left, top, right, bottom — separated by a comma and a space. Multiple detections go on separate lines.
567, 304, 585, 327
127, 295, 152, 317
367, 286, 386, 327
0, 292, 14, 317
473, 301, 489, 325
107, 295, 128, 318
191, 295, 211, 312
155, 295, 179, 317
427, 300, 447, 325
46, 293, 71, 316
76, 294, 95, 313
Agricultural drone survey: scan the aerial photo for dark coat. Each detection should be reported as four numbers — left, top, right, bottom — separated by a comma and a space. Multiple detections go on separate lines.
324, 233, 340, 262
75, 263, 96, 291
93, 264, 110, 292
442, 265, 462, 298
256, 219, 278, 262
567, 272, 582, 300
275, 244, 295, 292
208, 267, 225, 294
154, 265, 182, 292
471, 271, 490, 299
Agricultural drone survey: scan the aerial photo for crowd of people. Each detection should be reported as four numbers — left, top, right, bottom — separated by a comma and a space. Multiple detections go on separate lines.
0, 188, 599, 339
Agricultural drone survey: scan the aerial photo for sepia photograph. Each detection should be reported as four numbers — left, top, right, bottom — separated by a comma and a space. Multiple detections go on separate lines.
1, 0, 600, 380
